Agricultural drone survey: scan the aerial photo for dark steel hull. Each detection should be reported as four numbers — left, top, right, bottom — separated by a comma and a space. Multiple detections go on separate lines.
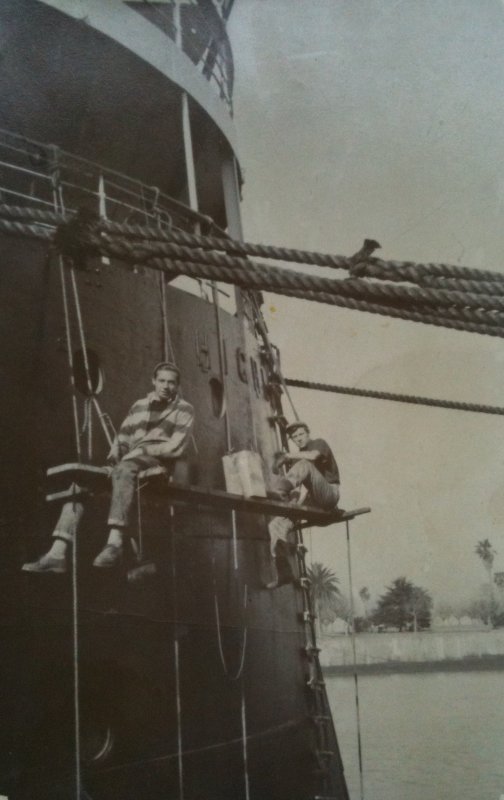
0, 3, 350, 798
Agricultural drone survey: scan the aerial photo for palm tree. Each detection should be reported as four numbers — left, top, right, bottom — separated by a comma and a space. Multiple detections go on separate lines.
359, 586, 370, 619
306, 562, 340, 633
475, 539, 496, 581
475, 539, 497, 624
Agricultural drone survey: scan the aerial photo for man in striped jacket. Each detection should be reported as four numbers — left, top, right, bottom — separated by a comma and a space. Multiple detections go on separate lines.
23, 362, 194, 572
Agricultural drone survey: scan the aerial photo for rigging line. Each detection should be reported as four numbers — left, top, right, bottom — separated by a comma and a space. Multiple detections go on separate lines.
69, 267, 94, 395
80, 241, 504, 336
71, 483, 82, 800
284, 378, 504, 417
345, 519, 365, 800
53, 177, 81, 461
159, 273, 174, 362
69, 268, 115, 448
213, 588, 248, 680
5, 200, 504, 285
59, 258, 82, 461
240, 683, 250, 800
212, 559, 248, 681
249, 292, 299, 422
171, 506, 184, 800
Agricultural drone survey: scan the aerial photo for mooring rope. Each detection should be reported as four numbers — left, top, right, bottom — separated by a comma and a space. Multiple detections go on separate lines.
3, 203, 504, 337
88, 231, 504, 316
2, 201, 504, 284
285, 378, 504, 417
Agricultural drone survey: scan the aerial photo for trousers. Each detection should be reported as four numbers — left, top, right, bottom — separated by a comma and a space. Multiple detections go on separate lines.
52, 455, 164, 542
286, 460, 340, 510
268, 459, 340, 556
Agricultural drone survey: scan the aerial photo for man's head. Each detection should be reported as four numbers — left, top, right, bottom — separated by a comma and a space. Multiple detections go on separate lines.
286, 421, 310, 449
152, 362, 180, 403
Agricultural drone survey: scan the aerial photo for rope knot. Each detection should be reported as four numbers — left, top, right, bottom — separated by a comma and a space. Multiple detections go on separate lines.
53, 207, 102, 269
348, 238, 381, 277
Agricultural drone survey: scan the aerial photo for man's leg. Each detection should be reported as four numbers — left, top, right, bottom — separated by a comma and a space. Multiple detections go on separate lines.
93, 455, 160, 568
22, 486, 84, 573
285, 460, 340, 510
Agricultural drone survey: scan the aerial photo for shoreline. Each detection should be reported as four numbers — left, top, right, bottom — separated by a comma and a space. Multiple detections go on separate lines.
323, 654, 504, 676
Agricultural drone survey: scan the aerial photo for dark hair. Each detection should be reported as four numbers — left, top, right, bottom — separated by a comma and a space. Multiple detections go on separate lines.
152, 361, 180, 380
286, 421, 309, 436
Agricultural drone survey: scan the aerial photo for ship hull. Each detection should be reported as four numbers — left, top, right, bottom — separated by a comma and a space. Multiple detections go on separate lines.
0, 2, 350, 797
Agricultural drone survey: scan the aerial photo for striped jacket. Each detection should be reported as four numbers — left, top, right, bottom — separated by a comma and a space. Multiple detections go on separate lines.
109, 392, 194, 463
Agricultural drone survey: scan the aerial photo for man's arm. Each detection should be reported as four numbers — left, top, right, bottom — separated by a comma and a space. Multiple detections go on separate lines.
128, 405, 194, 462
106, 403, 140, 464
273, 448, 320, 472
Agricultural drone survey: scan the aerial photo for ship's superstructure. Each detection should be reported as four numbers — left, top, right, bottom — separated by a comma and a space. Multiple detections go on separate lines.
0, 3, 350, 798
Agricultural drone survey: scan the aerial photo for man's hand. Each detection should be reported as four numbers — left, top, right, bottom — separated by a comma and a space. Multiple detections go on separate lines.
107, 441, 121, 465
272, 451, 290, 474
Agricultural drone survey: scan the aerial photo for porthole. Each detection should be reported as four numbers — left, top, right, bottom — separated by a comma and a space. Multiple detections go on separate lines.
73, 348, 103, 396
209, 376, 226, 418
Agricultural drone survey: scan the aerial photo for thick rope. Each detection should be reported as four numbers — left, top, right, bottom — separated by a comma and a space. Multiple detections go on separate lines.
284, 378, 504, 417
93, 232, 504, 314
104, 253, 504, 339
3, 201, 504, 283
355, 261, 504, 294
4, 204, 504, 337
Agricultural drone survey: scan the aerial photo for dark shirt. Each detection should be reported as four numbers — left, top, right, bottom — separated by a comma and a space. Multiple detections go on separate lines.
301, 438, 340, 484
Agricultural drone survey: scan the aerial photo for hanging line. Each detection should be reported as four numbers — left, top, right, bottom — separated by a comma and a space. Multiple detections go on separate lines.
79, 398, 93, 460
51, 164, 83, 800
71, 483, 82, 800
213, 581, 248, 681
52, 169, 81, 461
210, 545, 249, 799
170, 505, 184, 800
59, 258, 82, 461
68, 262, 117, 450
285, 377, 504, 418
249, 292, 299, 423
240, 682, 250, 800
345, 519, 365, 800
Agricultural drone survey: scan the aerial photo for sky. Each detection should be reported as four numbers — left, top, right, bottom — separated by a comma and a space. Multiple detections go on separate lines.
228, 0, 504, 611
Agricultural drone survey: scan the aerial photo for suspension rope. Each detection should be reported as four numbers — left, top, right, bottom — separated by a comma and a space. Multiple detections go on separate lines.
213, 583, 248, 681
59, 258, 82, 460
284, 378, 504, 417
345, 519, 365, 800
71, 484, 82, 800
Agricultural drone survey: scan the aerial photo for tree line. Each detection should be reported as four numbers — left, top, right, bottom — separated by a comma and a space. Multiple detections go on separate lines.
308, 537, 504, 633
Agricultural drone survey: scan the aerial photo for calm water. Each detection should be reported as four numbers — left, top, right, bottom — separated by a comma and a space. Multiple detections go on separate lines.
326, 670, 504, 800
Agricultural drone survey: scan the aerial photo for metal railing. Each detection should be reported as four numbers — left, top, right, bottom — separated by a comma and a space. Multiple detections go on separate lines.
0, 128, 214, 232
0, 128, 228, 301
125, 1, 235, 113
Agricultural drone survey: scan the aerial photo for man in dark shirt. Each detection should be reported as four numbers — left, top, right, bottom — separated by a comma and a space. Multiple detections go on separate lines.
273, 421, 341, 511
266, 421, 342, 588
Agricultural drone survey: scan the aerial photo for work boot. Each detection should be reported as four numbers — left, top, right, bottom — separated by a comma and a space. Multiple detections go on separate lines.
22, 553, 67, 574
267, 478, 294, 502
93, 544, 123, 568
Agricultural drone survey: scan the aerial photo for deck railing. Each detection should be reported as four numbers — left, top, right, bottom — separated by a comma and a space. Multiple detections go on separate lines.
125, 0, 235, 113
0, 127, 232, 303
